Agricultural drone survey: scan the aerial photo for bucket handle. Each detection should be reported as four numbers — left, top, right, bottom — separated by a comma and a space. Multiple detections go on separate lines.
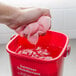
64, 46, 71, 57
10, 35, 16, 40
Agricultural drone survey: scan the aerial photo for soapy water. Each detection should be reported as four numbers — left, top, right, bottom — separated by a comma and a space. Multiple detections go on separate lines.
16, 47, 52, 60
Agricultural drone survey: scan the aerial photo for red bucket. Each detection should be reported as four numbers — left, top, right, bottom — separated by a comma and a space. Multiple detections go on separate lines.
6, 31, 70, 76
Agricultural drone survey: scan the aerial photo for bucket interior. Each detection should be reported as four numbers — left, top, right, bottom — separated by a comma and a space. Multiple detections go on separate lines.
8, 31, 68, 58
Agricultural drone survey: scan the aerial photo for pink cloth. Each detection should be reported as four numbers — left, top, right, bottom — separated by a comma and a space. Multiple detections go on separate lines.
15, 16, 51, 44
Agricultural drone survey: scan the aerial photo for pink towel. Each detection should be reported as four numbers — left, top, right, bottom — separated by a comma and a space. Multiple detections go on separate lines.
16, 16, 51, 44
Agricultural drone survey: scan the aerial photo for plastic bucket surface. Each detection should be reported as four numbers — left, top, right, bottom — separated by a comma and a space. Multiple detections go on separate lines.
6, 31, 69, 76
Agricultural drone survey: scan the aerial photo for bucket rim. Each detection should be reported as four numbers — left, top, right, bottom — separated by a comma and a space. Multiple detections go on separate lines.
6, 31, 69, 62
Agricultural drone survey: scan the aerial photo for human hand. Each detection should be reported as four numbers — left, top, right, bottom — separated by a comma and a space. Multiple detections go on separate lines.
0, 3, 51, 44
7, 8, 51, 30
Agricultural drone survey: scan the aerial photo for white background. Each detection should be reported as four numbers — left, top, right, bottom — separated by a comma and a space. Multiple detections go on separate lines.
0, 0, 76, 44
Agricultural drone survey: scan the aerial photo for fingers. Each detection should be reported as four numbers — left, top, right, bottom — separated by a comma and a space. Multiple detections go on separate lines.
41, 8, 51, 17
9, 8, 51, 30
20, 7, 33, 9
20, 8, 51, 24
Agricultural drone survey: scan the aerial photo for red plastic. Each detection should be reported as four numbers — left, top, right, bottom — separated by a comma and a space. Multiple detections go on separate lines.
6, 31, 70, 76
63, 46, 71, 57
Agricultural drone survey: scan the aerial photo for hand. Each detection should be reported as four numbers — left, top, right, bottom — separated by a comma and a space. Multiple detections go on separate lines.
7, 8, 51, 30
